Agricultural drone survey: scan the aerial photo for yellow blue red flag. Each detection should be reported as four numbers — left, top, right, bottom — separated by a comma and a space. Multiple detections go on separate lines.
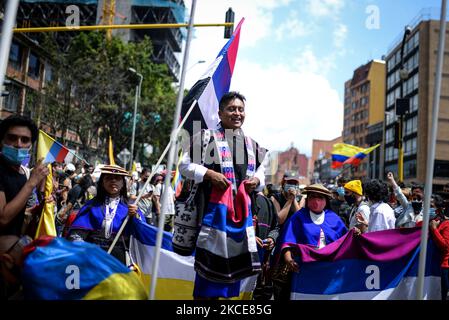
22, 236, 147, 300
34, 163, 56, 238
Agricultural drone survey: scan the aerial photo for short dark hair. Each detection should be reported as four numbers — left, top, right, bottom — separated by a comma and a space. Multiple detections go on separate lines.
364, 179, 389, 203
219, 91, 246, 111
0, 114, 38, 143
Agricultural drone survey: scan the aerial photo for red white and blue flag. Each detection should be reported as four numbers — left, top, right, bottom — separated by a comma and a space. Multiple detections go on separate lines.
288, 228, 441, 300
181, 18, 244, 134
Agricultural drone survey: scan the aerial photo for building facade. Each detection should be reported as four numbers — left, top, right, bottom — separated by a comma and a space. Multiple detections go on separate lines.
384, 18, 449, 189
273, 146, 309, 185
343, 60, 386, 179
310, 137, 342, 179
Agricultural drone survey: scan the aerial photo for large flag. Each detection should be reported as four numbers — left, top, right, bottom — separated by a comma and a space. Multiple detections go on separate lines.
22, 236, 147, 300
37, 130, 70, 164
289, 228, 441, 300
129, 218, 257, 300
34, 163, 56, 238
331, 143, 378, 169
180, 18, 244, 134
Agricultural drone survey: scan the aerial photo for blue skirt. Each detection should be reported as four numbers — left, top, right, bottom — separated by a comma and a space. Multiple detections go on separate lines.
193, 273, 241, 298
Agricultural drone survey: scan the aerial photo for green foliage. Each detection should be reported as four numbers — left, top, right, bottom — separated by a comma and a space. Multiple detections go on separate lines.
38, 32, 177, 166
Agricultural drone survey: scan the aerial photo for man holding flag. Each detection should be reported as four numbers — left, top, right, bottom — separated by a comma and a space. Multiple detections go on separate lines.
0, 115, 49, 237
179, 91, 267, 299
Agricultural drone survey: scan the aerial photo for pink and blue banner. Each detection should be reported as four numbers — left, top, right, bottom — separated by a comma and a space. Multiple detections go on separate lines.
290, 228, 441, 300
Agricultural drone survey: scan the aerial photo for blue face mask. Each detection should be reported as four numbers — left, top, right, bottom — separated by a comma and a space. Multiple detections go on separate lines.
1, 144, 30, 165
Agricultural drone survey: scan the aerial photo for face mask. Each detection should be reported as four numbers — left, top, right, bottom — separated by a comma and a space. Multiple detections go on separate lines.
284, 184, 297, 193
1, 144, 30, 165
429, 207, 436, 219
308, 197, 327, 213
344, 194, 356, 205
411, 200, 423, 213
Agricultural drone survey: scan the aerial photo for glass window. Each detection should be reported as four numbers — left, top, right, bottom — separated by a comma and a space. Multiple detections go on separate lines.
2, 84, 20, 112
44, 64, 53, 83
410, 94, 418, 112
9, 42, 22, 70
28, 52, 40, 78
413, 73, 419, 91
404, 159, 417, 179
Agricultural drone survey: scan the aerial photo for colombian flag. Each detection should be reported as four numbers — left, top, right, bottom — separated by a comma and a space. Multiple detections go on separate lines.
343, 144, 380, 167
22, 236, 147, 300
37, 130, 70, 164
331, 143, 379, 169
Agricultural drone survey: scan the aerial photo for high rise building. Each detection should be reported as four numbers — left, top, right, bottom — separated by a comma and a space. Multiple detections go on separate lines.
343, 60, 385, 179
384, 13, 449, 189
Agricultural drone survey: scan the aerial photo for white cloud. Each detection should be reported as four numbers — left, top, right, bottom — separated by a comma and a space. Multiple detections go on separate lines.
230, 59, 343, 157
333, 23, 348, 48
182, 1, 344, 157
306, 0, 346, 18
293, 46, 337, 76
274, 11, 313, 41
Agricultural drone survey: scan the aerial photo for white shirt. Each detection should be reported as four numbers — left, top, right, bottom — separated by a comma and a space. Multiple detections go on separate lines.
368, 202, 396, 232
349, 202, 371, 229
154, 183, 176, 215
179, 143, 266, 188
310, 211, 326, 249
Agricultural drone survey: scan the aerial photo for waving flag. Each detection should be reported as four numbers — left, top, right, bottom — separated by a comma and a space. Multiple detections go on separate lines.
180, 18, 244, 134
37, 130, 70, 164
289, 228, 441, 300
129, 218, 257, 300
343, 144, 380, 167
331, 143, 378, 169
22, 237, 147, 300
34, 164, 56, 238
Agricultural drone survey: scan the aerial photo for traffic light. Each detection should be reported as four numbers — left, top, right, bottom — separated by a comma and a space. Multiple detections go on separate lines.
395, 98, 409, 116
393, 120, 401, 149
1, 79, 11, 97
224, 8, 234, 39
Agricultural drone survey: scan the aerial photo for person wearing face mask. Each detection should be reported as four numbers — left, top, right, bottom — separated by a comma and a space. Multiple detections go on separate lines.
0, 115, 49, 237
271, 173, 304, 227
385, 172, 424, 228
344, 180, 370, 234
273, 184, 347, 300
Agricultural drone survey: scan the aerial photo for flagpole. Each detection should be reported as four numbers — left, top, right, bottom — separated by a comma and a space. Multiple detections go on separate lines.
0, 0, 19, 97
416, 0, 447, 300
148, 0, 197, 300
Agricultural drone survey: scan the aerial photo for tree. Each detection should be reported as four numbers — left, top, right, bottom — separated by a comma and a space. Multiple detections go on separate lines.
38, 32, 177, 166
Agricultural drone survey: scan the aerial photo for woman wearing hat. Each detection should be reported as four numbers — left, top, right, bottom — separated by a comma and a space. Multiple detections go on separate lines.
273, 184, 347, 300
66, 165, 144, 264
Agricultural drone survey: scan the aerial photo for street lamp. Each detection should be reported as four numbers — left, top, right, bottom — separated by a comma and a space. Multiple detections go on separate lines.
396, 26, 412, 182
128, 67, 143, 171
186, 59, 205, 72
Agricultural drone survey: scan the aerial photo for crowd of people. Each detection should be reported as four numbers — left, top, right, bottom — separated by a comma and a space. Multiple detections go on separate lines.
1, 90, 449, 301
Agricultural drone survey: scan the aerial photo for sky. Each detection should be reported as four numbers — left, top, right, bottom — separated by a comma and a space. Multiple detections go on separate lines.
181, 0, 445, 157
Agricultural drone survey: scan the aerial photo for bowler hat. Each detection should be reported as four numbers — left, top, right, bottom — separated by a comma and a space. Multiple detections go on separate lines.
303, 184, 332, 199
